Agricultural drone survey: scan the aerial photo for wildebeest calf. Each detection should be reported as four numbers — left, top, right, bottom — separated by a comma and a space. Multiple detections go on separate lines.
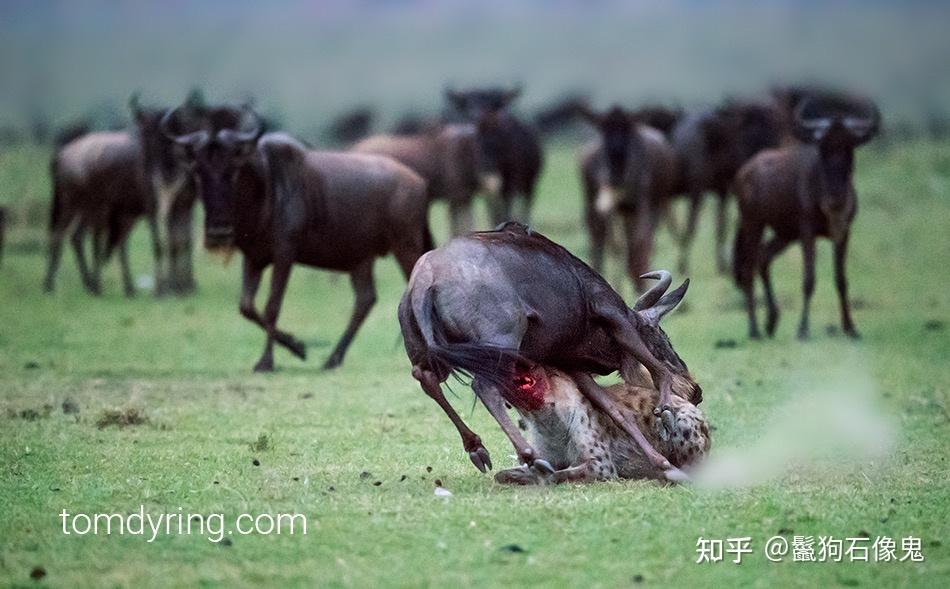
164, 106, 431, 371
496, 365, 710, 485
398, 222, 700, 481
734, 92, 879, 339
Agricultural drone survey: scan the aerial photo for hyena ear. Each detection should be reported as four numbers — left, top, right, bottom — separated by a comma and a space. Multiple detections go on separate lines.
641, 279, 689, 324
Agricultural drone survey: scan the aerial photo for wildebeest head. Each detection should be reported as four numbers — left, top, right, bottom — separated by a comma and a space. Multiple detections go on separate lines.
130, 91, 204, 187
630, 270, 692, 380
444, 86, 521, 120
579, 104, 640, 214
718, 100, 784, 163
162, 104, 263, 249
445, 86, 523, 194
794, 93, 880, 220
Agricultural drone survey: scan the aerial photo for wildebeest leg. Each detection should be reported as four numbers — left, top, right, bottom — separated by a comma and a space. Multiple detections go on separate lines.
569, 372, 688, 483
714, 191, 730, 274
71, 223, 99, 295
448, 200, 474, 236
585, 201, 608, 274
760, 236, 791, 338
412, 365, 491, 472
238, 257, 306, 361
797, 232, 817, 340
253, 258, 294, 372
677, 191, 703, 274
44, 219, 71, 293
146, 214, 167, 296
734, 219, 765, 339
118, 241, 135, 297
472, 378, 554, 474
625, 199, 655, 292
833, 231, 859, 339
324, 260, 377, 369
168, 206, 196, 294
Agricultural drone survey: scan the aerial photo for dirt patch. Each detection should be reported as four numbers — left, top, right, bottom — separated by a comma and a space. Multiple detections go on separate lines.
95, 407, 149, 429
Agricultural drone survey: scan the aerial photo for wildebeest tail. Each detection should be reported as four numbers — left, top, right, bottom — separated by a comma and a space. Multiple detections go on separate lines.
413, 288, 524, 393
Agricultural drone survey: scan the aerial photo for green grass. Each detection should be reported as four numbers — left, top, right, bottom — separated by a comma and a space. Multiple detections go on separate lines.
1, 142, 948, 588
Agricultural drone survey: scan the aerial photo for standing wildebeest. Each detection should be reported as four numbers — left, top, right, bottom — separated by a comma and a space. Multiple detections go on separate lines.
734, 93, 880, 340
352, 125, 481, 236
163, 106, 430, 371
43, 93, 202, 296
445, 87, 544, 225
398, 222, 701, 481
578, 105, 676, 291
669, 99, 790, 274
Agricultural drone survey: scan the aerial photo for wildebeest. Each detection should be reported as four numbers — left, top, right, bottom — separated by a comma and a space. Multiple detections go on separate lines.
43, 92, 202, 296
533, 93, 588, 137
325, 106, 374, 146
668, 98, 790, 273
445, 87, 544, 225
577, 105, 677, 291
733, 92, 880, 340
352, 125, 481, 236
495, 365, 710, 484
163, 105, 431, 371
398, 222, 700, 481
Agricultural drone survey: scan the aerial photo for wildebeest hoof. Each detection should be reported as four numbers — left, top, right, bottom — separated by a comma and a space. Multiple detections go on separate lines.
253, 359, 275, 373
322, 355, 342, 370
797, 328, 811, 341
285, 340, 306, 361
530, 458, 555, 476
844, 326, 861, 339
656, 408, 676, 442
469, 447, 493, 472
663, 466, 691, 484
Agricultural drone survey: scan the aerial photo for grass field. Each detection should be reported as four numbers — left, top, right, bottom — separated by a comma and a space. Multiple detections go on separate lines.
1, 142, 948, 588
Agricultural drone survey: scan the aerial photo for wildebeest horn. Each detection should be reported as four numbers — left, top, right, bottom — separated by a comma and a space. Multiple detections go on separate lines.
842, 102, 880, 143
217, 107, 262, 146
160, 106, 210, 149
634, 270, 672, 311
128, 92, 143, 117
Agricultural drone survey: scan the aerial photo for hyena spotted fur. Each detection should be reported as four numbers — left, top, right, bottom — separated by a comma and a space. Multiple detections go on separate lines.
496, 365, 710, 485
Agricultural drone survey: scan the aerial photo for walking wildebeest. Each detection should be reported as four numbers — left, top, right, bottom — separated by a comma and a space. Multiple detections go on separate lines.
352, 125, 481, 236
577, 105, 677, 291
668, 98, 790, 273
496, 365, 710, 485
733, 92, 880, 340
43, 92, 202, 296
163, 105, 431, 371
445, 87, 544, 225
398, 222, 701, 481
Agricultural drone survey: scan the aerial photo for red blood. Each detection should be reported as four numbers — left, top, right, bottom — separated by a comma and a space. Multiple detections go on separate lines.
505, 366, 549, 411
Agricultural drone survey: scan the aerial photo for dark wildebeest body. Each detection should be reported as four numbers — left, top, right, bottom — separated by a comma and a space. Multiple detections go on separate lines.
352, 125, 480, 235
399, 223, 700, 481
165, 106, 430, 371
578, 105, 677, 291
734, 93, 880, 340
668, 99, 790, 273
445, 87, 544, 226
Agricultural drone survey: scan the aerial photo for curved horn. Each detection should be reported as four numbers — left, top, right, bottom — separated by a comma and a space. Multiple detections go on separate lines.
634, 270, 672, 311
842, 101, 880, 143
159, 106, 209, 149
794, 97, 834, 143
128, 91, 143, 116
217, 107, 262, 146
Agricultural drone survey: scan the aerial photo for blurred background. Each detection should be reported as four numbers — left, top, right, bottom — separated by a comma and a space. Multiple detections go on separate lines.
1, 0, 949, 143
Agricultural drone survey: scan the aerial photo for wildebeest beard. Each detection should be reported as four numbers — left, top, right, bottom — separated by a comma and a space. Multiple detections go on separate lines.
206, 243, 237, 266
636, 321, 702, 405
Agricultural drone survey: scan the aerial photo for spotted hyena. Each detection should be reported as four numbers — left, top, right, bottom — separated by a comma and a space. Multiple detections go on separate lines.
496, 365, 710, 485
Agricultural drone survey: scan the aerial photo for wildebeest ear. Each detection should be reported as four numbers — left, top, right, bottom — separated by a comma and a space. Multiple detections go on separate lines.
641, 279, 689, 324
184, 88, 206, 110
128, 92, 145, 122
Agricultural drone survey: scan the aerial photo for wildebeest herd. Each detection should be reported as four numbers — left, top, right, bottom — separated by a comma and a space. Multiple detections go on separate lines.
38, 84, 880, 484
